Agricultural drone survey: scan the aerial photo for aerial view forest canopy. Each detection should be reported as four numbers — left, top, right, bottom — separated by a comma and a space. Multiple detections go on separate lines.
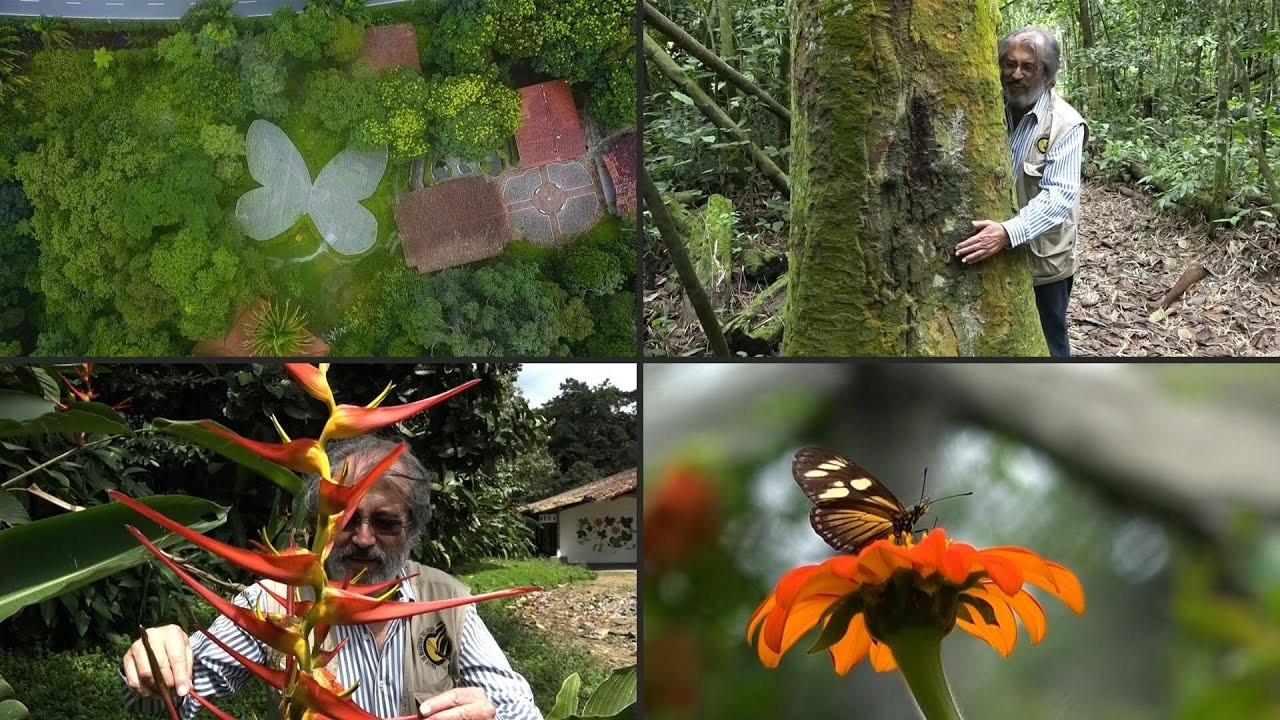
642, 0, 1280, 357
0, 0, 636, 357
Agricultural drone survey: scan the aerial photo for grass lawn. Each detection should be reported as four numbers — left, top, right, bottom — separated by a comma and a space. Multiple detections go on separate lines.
0, 558, 610, 718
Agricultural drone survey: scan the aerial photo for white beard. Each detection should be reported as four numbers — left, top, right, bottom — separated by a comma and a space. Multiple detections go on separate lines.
1004, 83, 1045, 111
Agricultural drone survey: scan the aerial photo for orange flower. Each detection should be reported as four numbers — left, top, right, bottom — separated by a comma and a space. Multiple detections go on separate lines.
747, 528, 1084, 675
320, 379, 482, 443
284, 363, 335, 409
642, 465, 719, 576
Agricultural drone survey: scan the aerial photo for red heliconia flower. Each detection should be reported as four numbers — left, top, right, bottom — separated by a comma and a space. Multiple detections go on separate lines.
284, 363, 336, 410
125, 526, 313, 665
198, 421, 331, 479
320, 379, 482, 443
308, 584, 541, 626
189, 688, 239, 720
109, 491, 328, 591
320, 443, 407, 527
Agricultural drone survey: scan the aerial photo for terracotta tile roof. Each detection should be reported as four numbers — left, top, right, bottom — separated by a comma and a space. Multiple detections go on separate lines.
514, 80, 587, 168
360, 24, 421, 72
602, 132, 637, 216
520, 468, 638, 514
193, 297, 329, 357
395, 176, 511, 273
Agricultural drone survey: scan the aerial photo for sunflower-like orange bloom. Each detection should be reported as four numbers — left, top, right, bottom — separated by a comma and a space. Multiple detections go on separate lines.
747, 528, 1084, 674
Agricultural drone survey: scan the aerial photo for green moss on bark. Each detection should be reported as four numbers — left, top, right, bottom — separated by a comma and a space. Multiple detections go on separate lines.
783, 0, 1047, 356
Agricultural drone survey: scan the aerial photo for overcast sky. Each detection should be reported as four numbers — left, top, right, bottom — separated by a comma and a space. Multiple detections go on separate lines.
516, 363, 637, 408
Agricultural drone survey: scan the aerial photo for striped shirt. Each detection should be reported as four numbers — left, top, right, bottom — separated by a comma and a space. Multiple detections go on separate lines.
1001, 89, 1085, 249
122, 574, 542, 720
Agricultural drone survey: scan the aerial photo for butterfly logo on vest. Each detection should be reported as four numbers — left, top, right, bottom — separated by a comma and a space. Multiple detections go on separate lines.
419, 621, 453, 667
235, 119, 387, 256
1036, 136, 1050, 154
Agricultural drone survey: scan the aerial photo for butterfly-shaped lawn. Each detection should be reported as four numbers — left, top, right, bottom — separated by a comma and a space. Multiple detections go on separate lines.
235, 120, 388, 256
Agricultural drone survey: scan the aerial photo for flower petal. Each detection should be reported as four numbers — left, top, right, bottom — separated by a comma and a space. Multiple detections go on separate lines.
284, 363, 335, 408
975, 552, 1025, 597
827, 612, 872, 675
909, 528, 949, 574
197, 422, 330, 478
111, 491, 327, 589
311, 585, 540, 626
982, 547, 1085, 613
766, 594, 842, 656
125, 526, 311, 662
294, 670, 420, 720
322, 379, 481, 441
855, 542, 912, 585
1003, 588, 1047, 645
940, 542, 978, 585
957, 589, 1018, 657
868, 640, 898, 672
197, 627, 287, 691
321, 444, 408, 529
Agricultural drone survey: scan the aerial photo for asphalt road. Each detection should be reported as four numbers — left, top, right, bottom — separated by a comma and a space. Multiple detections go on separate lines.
0, 0, 407, 20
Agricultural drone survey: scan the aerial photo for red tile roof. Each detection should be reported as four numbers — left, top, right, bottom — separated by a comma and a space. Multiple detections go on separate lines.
360, 24, 421, 72
514, 80, 587, 168
193, 297, 329, 357
602, 132, 637, 216
395, 176, 511, 273
520, 468, 638, 514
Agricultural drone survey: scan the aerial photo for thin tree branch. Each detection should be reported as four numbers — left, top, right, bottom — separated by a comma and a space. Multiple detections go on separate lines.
643, 1, 791, 124
640, 167, 731, 356
1, 436, 115, 489
644, 31, 791, 198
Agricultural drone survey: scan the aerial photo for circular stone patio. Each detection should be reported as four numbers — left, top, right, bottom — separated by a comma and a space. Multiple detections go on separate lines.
498, 158, 602, 247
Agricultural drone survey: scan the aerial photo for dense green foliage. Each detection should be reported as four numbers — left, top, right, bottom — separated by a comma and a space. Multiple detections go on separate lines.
1004, 0, 1280, 224
0, 0, 635, 356
0, 363, 546, 649
521, 378, 637, 502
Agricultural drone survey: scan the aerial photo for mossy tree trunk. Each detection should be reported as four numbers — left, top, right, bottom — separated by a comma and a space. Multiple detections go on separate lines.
783, 0, 1048, 356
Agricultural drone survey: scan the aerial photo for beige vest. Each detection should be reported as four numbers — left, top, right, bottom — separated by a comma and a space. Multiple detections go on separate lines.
258, 561, 469, 717
1013, 92, 1088, 286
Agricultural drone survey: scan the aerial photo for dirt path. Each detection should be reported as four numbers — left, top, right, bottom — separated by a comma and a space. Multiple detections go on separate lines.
507, 569, 637, 671
1069, 182, 1280, 356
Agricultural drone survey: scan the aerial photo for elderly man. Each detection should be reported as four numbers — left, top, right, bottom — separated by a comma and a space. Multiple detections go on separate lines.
120, 436, 541, 720
955, 27, 1088, 357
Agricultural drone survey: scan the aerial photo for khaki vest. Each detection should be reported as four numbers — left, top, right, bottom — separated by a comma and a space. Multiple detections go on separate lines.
258, 561, 469, 717
1013, 92, 1088, 286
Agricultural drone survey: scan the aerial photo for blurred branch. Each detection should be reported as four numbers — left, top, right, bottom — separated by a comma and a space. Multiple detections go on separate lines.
895, 365, 1280, 539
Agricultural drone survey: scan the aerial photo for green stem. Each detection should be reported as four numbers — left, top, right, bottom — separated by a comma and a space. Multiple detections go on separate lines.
882, 627, 964, 720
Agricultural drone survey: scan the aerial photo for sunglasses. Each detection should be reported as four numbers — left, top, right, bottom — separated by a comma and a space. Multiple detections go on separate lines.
340, 512, 406, 536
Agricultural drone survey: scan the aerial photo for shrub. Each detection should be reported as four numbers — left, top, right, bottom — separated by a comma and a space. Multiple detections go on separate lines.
244, 298, 311, 356
554, 243, 624, 298
424, 73, 522, 161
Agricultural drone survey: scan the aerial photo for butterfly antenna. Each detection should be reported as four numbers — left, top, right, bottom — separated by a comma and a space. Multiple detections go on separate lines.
918, 467, 928, 505
929, 491, 975, 505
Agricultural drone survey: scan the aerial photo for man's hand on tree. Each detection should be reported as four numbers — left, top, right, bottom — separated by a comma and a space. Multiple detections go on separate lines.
956, 220, 1010, 263
123, 624, 193, 699
418, 687, 497, 720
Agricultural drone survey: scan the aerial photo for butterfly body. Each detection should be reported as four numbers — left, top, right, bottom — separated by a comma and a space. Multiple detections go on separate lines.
792, 447, 930, 554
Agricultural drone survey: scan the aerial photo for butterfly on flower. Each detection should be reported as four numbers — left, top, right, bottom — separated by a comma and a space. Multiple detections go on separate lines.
791, 447, 971, 554
235, 119, 387, 255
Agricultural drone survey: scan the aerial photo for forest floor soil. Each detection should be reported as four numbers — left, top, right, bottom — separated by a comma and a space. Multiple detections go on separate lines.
507, 569, 636, 670
1070, 182, 1279, 356
645, 181, 1280, 357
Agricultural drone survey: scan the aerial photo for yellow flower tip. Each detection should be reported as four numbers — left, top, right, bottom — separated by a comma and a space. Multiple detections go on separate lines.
365, 382, 393, 409
269, 414, 291, 443
747, 528, 1085, 675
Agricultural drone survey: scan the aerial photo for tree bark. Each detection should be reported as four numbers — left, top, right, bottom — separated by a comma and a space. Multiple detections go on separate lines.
1078, 0, 1100, 115
1210, 0, 1234, 229
783, 0, 1047, 356
1236, 48, 1280, 207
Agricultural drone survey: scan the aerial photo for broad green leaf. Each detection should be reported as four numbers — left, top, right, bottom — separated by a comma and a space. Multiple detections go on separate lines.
545, 672, 582, 720
0, 492, 29, 527
0, 393, 132, 438
669, 91, 694, 106
580, 665, 636, 718
0, 671, 30, 719
150, 418, 302, 496
0, 494, 228, 623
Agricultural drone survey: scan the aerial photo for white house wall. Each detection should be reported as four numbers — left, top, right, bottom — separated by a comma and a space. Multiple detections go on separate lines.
557, 495, 637, 565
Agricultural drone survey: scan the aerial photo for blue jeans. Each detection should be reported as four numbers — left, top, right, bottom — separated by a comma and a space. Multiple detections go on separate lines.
1033, 275, 1074, 357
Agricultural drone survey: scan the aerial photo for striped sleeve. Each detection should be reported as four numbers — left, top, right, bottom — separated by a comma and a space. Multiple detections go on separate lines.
1002, 123, 1085, 248
120, 585, 267, 719
458, 605, 543, 720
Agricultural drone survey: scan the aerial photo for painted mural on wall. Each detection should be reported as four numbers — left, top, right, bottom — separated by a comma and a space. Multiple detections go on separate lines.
576, 515, 636, 552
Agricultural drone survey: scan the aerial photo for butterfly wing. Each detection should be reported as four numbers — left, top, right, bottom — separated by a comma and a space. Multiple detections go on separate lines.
236, 120, 312, 241
792, 447, 908, 553
309, 144, 388, 255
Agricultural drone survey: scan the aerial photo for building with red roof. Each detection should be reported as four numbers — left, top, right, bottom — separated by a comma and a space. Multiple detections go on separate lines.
514, 80, 587, 168
395, 176, 511, 273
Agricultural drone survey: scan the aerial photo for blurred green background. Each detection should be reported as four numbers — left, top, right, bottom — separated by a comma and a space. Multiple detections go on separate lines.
642, 363, 1280, 720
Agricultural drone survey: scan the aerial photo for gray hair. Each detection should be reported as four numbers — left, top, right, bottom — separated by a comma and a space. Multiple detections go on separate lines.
998, 27, 1062, 88
299, 435, 433, 544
